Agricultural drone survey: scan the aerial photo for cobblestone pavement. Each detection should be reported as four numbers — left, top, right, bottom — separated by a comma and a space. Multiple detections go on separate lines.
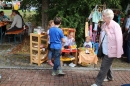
0, 69, 129, 86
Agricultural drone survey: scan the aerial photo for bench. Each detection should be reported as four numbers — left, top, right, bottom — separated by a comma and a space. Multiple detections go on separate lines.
6, 28, 25, 44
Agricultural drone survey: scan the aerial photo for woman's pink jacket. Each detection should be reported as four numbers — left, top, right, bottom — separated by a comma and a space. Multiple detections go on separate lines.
101, 20, 123, 58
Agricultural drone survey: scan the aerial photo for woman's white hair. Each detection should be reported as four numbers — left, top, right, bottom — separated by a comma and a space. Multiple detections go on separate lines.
102, 9, 114, 20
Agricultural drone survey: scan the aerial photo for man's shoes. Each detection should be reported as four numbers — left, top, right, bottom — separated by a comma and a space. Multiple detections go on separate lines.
52, 71, 57, 76
57, 70, 65, 75
104, 78, 114, 82
91, 84, 98, 86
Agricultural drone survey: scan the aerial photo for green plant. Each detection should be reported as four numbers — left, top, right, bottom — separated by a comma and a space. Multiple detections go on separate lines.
46, 0, 102, 46
15, 0, 124, 46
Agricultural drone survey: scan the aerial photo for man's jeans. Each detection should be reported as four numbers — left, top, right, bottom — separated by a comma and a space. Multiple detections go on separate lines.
127, 34, 130, 63
50, 48, 61, 70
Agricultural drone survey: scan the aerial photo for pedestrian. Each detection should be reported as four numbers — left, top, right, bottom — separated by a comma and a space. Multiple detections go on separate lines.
122, 14, 129, 57
47, 20, 55, 66
91, 9, 123, 86
49, 17, 65, 76
113, 10, 118, 23
125, 10, 130, 63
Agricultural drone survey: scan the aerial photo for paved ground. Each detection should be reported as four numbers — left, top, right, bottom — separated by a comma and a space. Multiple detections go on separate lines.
0, 37, 130, 86
0, 69, 129, 86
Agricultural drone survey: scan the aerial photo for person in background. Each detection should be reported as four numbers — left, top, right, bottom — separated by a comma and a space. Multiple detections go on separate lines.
20, 0, 26, 12
47, 20, 54, 66
0, 11, 9, 21
125, 11, 130, 63
49, 17, 65, 76
83, 36, 92, 48
91, 9, 123, 86
113, 10, 118, 23
117, 11, 121, 25
0, 0, 2, 9
0, 11, 9, 35
62, 31, 76, 67
64, 32, 75, 47
7, 10, 24, 32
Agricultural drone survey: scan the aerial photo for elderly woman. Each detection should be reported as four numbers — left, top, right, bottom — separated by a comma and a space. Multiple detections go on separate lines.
91, 9, 123, 86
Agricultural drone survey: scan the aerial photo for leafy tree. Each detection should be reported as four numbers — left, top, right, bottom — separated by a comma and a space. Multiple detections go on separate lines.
46, 0, 126, 46
47, 0, 101, 46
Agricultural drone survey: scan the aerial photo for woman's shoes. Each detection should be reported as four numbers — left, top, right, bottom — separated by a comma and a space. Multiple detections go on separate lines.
91, 84, 98, 86
104, 78, 114, 82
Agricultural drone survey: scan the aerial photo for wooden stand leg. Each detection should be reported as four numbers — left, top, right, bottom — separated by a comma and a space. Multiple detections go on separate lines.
60, 61, 63, 67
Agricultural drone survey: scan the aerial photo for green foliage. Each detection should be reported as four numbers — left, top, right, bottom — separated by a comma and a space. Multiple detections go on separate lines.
102, 0, 121, 9
121, 0, 130, 14
47, 0, 102, 46
20, 0, 42, 26
17, 0, 128, 46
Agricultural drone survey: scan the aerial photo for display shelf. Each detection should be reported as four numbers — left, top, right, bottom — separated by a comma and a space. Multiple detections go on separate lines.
30, 33, 48, 66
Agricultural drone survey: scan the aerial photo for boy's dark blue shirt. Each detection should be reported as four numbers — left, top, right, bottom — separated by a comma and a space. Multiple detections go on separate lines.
49, 26, 64, 49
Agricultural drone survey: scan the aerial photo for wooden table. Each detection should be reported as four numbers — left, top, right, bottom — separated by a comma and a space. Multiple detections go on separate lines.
78, 49, 98, 67
0, 22, 9, 44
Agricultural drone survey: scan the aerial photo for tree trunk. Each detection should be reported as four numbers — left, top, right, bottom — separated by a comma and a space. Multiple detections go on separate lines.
42, 0, 48, 31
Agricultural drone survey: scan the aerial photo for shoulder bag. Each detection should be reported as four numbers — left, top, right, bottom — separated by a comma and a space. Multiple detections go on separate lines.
97, 34, 106, 58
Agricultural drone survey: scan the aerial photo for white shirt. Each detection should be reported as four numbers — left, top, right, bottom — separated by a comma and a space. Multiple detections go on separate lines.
125, 17, 130, 33
47, 30, 50, 44
83, 41, 92, 48
64, 36, 74, 46
101, 30, 108, 55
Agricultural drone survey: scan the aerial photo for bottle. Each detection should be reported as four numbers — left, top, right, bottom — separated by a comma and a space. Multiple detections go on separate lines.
37, 26, 42, 34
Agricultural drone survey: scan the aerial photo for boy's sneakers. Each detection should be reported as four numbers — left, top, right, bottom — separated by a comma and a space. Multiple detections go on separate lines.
52, 71, 57, 76
57, 70, 65, 75
52, 70, 65, 76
